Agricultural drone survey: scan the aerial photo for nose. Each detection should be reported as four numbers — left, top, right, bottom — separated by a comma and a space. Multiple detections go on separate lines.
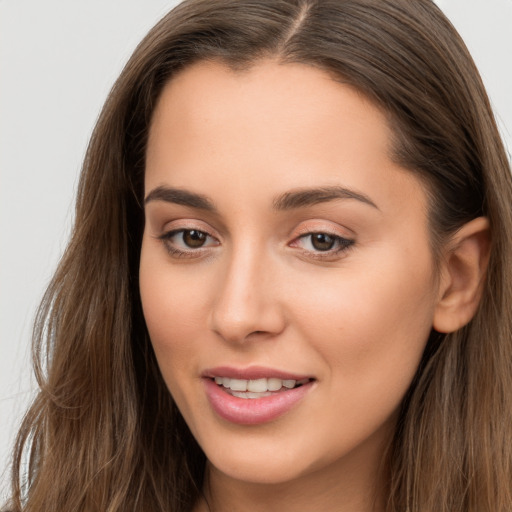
208, 246, 286, 344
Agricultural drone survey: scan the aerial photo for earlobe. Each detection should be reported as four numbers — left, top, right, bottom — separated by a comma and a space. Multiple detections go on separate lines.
433, 217, 491, 334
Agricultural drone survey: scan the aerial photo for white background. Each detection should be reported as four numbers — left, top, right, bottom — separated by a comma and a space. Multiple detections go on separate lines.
1, 0, 511, 501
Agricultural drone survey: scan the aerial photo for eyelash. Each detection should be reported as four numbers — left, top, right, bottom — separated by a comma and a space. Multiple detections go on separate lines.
158, 228, 354, 260
158, 229, 219, 259
292, 232, 354, 260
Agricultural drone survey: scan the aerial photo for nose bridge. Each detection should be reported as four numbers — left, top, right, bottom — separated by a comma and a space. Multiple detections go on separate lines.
209, 241, 284, 343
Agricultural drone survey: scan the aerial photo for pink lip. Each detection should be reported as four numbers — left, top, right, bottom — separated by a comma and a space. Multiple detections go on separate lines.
202, 366, 315, 426
202, 365, 311, 381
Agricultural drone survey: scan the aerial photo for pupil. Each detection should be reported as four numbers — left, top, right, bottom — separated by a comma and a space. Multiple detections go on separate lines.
311, 233, 335, 251
183, 230, 206, 248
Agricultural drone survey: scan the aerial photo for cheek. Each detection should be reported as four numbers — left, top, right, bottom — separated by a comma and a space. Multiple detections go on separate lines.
139, 268, 210, 429
287, 266, 435, 449
139, 243, 210, 378
288, 245, 436, 384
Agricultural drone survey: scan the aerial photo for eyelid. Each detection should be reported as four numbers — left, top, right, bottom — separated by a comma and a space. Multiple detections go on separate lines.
155, 218, 355, 261
289, 233, 355, 262
288, 220, 356, 259
291, 219, 355, 239
159, 217, 218, 234
161, 228, 219, 246
156, 219, 221, 258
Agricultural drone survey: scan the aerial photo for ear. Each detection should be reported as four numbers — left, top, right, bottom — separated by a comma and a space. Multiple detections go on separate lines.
433, 217, 491, 333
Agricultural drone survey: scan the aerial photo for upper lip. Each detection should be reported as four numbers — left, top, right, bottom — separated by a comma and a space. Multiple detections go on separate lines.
202, 366, 313, 381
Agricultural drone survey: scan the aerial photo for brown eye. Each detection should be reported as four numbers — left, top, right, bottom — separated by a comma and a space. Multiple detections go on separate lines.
182, 230, 207, 248
292, 232, 354, 257
310, 233, 336, 251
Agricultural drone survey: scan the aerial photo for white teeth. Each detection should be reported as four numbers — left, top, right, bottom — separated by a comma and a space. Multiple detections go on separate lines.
214, 376, 304, 392
247, 378, 267, 392
267, 378, 282, 391
229, 378, 248, 391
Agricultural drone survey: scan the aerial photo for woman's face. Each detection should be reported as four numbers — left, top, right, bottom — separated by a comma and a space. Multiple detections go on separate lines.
140, 60, 440, 487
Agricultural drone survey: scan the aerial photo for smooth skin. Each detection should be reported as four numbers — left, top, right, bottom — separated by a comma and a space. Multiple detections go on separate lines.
139, 60, 489, 512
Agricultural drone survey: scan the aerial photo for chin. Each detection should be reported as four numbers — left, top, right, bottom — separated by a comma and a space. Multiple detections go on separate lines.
207, 453, 311, 486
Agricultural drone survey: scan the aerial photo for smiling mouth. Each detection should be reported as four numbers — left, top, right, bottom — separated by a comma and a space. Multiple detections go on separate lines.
212, 376, 313, 399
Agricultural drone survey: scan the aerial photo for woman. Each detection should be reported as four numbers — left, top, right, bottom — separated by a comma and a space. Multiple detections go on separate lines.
6, 0, 512, 511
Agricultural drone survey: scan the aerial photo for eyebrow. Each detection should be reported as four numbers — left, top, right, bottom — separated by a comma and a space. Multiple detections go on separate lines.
273, 186, 379, 211
144, 185, 378, 212
144, 186, 216, 211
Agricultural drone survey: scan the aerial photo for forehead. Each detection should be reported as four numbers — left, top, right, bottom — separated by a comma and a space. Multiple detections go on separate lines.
145, 59, 425, 216
148, 59, 390, 150
152, 58, 378, 114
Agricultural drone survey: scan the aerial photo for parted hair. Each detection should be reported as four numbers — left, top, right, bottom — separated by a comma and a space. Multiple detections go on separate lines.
6, 1, 512, 511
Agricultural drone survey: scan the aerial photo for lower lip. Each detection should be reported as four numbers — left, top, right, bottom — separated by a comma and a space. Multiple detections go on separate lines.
203, 378, 314, 425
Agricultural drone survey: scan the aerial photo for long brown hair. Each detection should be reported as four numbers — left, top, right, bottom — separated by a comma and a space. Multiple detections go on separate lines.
6, 1, 512, 510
